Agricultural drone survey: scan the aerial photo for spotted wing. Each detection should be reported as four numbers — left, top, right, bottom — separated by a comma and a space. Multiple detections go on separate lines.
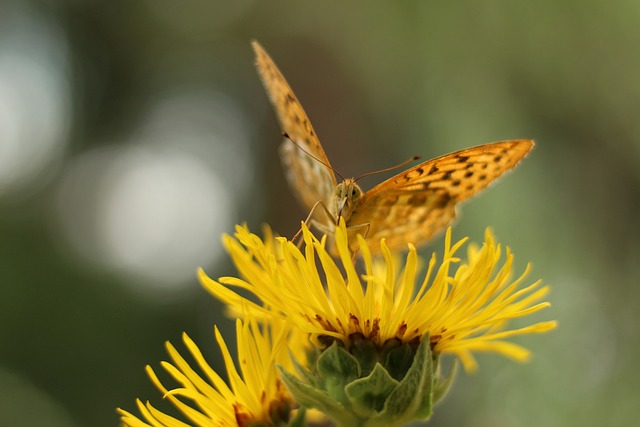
348, 140, 534, 252
252, 41, 337, 223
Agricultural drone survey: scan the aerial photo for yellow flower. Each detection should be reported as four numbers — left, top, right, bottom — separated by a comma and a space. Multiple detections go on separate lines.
118, 314, 305, 427
199, 219, 557, 373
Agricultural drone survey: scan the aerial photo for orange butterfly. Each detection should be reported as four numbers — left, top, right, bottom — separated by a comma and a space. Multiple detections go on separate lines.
252, 41, 533, 253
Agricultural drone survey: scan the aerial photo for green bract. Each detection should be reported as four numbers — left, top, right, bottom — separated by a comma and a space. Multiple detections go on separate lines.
280, 335, 456, 427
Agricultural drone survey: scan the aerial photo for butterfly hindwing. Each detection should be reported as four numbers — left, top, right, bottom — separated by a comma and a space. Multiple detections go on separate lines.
279, 142, 336, 225
348, 190, 457, 252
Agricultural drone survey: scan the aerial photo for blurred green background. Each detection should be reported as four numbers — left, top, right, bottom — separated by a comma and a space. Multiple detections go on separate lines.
1, 0, 638, 426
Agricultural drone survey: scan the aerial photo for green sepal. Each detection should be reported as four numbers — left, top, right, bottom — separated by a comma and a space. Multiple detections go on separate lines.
373, 336, 434, 423
316, 342, 360, 402
280, 334, 453, 427
290, 351, 319, 388
383, 341, 416, 381
278, 365, 336, 410
350, 334, 379, 376
433, 360, 457, 404
279, 366, 360, 426
344, 363, 399, 418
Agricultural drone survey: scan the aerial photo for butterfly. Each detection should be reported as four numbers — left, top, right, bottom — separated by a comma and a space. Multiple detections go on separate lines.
252, 40, 534, 253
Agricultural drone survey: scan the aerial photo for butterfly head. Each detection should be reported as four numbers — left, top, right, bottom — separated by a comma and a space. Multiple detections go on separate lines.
333, 179, 363, 220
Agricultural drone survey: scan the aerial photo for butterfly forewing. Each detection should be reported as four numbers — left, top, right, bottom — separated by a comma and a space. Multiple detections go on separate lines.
348, 140, 534, 251
252, 41, 336, 222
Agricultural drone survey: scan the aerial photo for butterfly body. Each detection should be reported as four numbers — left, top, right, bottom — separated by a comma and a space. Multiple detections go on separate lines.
252, 41, 534, 253
332, 179, 363, 223
294, 176, 364, 242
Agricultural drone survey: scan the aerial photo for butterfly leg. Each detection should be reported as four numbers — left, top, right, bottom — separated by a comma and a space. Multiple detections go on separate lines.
345, 222, 371, 261
347, 222, 371, 238
292, 200, 337, 247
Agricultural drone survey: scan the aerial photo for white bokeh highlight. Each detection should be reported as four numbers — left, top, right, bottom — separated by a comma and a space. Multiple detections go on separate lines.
0, 3, 70, 196
54, 92, 253, 293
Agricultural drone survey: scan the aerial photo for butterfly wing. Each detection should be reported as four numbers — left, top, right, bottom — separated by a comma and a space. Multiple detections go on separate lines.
348, 140, 534, 251
252, 41, 337, 223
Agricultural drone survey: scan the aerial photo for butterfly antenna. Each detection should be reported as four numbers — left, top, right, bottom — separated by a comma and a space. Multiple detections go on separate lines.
282, 132, 346, 180
354, 155, 421, 181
